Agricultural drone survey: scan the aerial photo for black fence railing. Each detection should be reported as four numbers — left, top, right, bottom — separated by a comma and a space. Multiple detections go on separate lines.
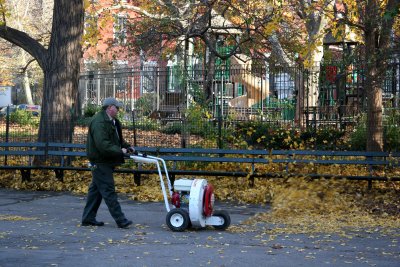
1, 107, 400, 152
1, 61, 399, 151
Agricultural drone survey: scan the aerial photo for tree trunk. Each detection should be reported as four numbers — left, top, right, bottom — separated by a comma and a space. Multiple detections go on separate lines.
22, 70, 34, 105
204, 52, 216, 101
203, 34, 217, 101
365, 72, 383, 152
296, 0, 334, 127
364, 0, 384, 152
364, 37, 384, 152
37, 0, 84, 143
21, 51, 34, 105
301, 49, 323, 128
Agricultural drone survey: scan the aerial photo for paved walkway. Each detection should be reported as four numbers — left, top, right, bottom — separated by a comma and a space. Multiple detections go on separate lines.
0, 188, 399, 267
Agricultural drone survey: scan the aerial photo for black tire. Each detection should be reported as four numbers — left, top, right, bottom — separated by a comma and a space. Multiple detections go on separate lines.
212, 210, 231, 230
166, 208, 190, 232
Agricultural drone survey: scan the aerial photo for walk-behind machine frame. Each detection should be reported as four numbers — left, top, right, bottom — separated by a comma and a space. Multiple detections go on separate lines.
129, 153, 231, 232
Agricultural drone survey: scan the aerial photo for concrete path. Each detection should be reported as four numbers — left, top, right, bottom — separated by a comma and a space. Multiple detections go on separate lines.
0, 188, 398, 267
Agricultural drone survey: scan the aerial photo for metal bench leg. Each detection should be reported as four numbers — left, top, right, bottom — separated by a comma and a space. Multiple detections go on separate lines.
54, 169, 64, 182
249, 174, 255, 187
368, 164, 373, 190
249, 163, 255, 187
20, 169, 31, 182
134, 173, 141, 186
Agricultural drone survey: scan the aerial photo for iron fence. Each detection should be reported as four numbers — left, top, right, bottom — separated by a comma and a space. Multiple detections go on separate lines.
1, 61, 400, 150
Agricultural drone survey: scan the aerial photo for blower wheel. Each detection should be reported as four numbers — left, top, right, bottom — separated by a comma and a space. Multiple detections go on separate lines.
166, 208, 190, 232
211, 210, 231, 230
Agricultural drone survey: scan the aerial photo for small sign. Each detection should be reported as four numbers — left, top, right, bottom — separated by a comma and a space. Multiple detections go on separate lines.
0, 86, 12, 107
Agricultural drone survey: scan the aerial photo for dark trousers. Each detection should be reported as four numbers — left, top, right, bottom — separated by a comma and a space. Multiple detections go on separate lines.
82, 164, 126, 223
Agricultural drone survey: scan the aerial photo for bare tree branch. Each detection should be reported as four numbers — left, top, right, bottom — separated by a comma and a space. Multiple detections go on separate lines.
0, 25, 46, 69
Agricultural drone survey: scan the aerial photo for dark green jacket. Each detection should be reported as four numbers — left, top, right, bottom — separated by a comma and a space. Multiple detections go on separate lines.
86, 110, 130, 165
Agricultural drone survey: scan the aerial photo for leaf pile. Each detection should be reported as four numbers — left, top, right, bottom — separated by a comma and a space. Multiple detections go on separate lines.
242, 178, 400, 235
0, 215, 37, 221
0, 162, 399, 235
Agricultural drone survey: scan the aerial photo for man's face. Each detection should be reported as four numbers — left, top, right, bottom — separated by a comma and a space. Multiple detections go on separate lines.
106, 105, 119, 119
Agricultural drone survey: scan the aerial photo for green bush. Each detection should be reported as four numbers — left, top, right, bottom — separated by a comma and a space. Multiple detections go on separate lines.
232, 121, 348, 150
384, 125, 400, 152
348, 125, 366, 151
136, 93, 156, 116
347, 124, 400, 152
301, 128, 346, 150
74, 116, 93, 127
83, 104, 100, 118
10, 110, 38, 126
161, 122, 182, 135
233, 121, 301, 149
186, 104, 216, 137
384, 109, 400, 151
346, 111, 400, 152
160, 103, 217, 138
134, 117, 160, 131
160, 120, 216, 138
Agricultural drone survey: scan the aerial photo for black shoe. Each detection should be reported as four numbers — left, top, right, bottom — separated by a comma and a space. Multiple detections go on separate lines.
117, 219, 133, 228
82, 220, 105, 227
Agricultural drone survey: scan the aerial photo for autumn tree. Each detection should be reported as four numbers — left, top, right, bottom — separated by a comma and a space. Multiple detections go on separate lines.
0, 0, 51, 105
273, 0, 400, 149
266, 1, 336, 125
88, 0, 277, 101
0, 0, 84, 143
338, 0, 400, 151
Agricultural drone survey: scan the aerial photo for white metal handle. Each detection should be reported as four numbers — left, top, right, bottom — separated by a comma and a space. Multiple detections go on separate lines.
129, 154, 172, 212
129, 155, 158, 164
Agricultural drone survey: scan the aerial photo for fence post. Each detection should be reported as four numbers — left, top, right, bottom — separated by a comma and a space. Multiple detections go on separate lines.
69, 105, 75, 143
218, 104, 222, 149
4, 106, 10, 165
180, 108, 187, 148
5, 106, 10, 143
132, 110, 137, 147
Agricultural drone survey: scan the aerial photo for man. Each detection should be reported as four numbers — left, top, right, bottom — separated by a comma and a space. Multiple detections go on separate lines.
82, 97, 134, 228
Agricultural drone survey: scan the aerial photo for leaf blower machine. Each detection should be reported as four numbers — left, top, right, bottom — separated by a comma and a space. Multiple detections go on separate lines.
128, 152, 231, 232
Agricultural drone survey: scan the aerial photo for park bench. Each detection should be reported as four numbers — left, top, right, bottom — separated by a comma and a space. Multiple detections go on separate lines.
132, 147, 400, 188
1, 142, 399, 189
0, 142, 88, 181
0, 142, 47, 181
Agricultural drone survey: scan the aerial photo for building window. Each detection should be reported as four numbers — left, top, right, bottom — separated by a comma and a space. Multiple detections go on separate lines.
114, 15, 127, 45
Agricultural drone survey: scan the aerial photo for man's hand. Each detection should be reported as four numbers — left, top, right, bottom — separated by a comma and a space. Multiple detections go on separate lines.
122, 147, 135, 154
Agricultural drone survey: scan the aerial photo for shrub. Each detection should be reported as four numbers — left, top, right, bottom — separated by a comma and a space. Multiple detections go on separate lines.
161, 122, 182, 135
83, 104, 100, 118
74, 116, 93, 127
160, 103, 217, 138
301, 127, 346, 150
233, 121, 301, 150
232, 121, 348, 150
134, 117, 159, 131
347, 112, 400, 152
384, 109, 400, 152
135, 93, 156, 116
10, 110, 38, 126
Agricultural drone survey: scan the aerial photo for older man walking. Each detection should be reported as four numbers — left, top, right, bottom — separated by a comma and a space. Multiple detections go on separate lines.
82, 97, 134, 228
